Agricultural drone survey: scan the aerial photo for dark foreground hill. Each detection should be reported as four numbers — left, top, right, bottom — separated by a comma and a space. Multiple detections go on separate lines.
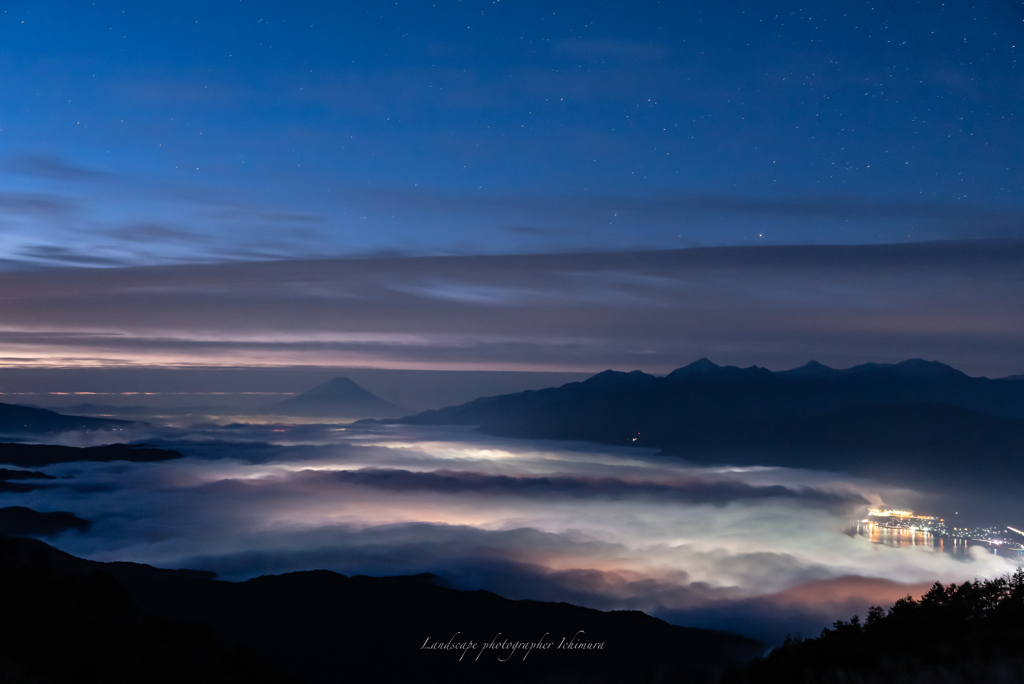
258, 377, 407, 418
0, 402, 132, 436
0, 468, 55, 493
388, 359, 1024, 487
0, 535, 760, 684
0, 507, 90, 536
0, 442, 183, 468
43, 403, 240, 417
735, 570, 1024, 684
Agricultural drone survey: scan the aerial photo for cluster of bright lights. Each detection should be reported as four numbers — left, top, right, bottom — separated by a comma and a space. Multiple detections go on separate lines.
867, 508, 941, 521
868, 508, 914, 518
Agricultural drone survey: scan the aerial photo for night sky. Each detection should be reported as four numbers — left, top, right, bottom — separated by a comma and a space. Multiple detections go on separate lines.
1, 1, 1021, 267
0, 2, 1022, 381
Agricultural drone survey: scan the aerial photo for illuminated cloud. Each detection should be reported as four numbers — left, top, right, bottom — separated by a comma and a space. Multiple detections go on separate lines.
6, 423, 1018, 644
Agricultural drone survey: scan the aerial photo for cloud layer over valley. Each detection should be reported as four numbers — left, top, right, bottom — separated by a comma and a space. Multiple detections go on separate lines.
5, 422, 1019, 644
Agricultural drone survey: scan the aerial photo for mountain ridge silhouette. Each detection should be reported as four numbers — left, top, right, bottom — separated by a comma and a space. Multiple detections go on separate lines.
0, 402, 133, 437
376, 359, 1024, 515
0, 534, 760, 683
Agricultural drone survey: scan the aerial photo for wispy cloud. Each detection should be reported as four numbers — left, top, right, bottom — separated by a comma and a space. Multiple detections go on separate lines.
3, 154, 113, 182
1, 147, 1021, 272
0, 191, 76, 217
15, 245, 130, 267
0, 242, 1021, 376
283, 467, 867, 509
104, 223, 211, 244
351, 185, 1024, 226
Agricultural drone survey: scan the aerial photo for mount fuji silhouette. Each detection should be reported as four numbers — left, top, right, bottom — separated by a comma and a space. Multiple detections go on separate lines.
260, 377, 407, 419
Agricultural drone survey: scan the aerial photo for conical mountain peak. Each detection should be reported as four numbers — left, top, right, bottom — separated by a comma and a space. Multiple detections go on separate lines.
666, 358, 722, 378
264, 377, 407, 418
778, 360, 838, 377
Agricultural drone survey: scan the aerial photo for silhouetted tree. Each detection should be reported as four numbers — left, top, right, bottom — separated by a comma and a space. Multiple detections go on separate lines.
743, 568, 1024, 683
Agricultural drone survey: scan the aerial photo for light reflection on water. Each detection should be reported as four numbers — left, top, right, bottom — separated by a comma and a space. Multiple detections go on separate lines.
856, 522, 1024, 558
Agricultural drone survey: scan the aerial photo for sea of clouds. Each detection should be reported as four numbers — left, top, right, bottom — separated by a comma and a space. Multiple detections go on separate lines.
3, 421, 1021, 644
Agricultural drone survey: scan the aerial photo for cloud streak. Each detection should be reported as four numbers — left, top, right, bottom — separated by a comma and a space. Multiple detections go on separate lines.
3, 155, 113, 182
297, 467, 866, 509
1, 147, 1021, 272
0, 241, 1021, 376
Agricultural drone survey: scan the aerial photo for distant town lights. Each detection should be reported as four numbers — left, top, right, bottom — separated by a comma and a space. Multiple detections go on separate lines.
867, 508, 939, 520
869, 508, 913, 518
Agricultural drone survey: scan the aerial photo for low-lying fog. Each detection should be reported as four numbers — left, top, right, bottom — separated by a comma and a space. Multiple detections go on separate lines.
4, 421, 1021, 644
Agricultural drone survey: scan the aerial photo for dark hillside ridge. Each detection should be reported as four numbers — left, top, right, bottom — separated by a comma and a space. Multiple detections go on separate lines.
0, 535, 759, 683
0, 402, 133, 436
0, 468, 55, 493
740, 571, 1024, 684
0, 506, 90, 536
384, 359, 1024, 486
0, 442, 183, 468
43, 403, 240, 417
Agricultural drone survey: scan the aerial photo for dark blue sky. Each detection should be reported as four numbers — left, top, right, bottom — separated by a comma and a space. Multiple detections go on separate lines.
1, 0, 1021, 267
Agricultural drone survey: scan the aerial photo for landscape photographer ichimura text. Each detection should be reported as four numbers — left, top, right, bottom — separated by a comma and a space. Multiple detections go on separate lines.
420, 631, 605, 661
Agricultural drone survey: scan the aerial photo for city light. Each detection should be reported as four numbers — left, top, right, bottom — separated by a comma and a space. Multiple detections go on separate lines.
859, 508, 1024, 552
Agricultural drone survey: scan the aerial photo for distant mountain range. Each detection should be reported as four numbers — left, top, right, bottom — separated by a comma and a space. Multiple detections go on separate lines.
0, 534, 759, 683
45, 377, 407, 420
0, 402, 132, 437
386, 359, 1024, 487
41, 403, 241, 417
